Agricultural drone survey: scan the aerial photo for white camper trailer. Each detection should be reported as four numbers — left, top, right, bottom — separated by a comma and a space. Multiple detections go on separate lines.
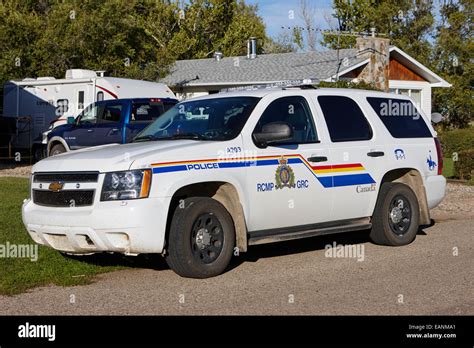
2, 69, 176, 159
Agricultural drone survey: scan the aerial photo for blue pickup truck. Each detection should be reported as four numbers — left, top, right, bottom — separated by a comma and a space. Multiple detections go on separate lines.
47, 98, 178, 156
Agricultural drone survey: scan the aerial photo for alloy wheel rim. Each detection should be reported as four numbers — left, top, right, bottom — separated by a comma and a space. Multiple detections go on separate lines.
388, 195, 412, 235
191, 213, 224, 264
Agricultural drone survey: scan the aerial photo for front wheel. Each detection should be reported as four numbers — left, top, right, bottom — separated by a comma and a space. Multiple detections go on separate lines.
165, 197, 235, 278
49, 143, 66, 156
370, 183, 420, 246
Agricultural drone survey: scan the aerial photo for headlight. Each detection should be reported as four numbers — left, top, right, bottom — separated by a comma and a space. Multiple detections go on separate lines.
101, 169, 152, 201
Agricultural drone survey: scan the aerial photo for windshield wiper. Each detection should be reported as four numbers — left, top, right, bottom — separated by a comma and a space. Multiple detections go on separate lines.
133, 132, 210, 142
150, 133, 210, 141
133, 135, 156, 142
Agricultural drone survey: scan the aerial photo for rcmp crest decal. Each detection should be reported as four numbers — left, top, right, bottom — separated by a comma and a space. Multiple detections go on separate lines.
275, 156, 296, 189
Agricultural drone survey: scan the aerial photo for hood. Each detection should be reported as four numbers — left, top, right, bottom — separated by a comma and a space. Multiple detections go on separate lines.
32, 140, 213, 173
49, 124, 73, 137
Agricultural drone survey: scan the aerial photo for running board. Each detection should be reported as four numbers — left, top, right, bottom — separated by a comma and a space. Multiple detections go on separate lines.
248, 218, 372, 246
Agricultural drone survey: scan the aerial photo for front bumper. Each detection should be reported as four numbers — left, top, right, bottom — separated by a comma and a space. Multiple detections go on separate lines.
22, 197, 170, 254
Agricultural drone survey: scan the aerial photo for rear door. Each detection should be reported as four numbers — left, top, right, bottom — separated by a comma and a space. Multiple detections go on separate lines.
314, 94, 385, 221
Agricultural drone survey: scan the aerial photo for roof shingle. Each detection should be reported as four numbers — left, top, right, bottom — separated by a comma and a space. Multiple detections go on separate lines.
161, 49, 366, 87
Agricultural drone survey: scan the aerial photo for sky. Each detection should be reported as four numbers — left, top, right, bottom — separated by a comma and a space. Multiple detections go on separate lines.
246, 0, 335, 39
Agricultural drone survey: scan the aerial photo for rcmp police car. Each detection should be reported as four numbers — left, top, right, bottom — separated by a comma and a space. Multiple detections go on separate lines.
22, 86, 446, 278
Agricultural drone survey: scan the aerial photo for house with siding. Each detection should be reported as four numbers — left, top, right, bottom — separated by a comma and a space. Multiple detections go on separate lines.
161, 37, 450, 118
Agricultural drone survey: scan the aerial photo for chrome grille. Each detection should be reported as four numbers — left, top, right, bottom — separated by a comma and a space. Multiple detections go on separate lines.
33, 172, 99, 183
32, 171, 98, 207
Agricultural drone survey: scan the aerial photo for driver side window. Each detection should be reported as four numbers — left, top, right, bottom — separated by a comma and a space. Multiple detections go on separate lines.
254, 96, 318, 144
78, 104, 100, 125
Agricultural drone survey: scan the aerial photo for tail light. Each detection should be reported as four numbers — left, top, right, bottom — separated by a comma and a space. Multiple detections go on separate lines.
434, 137, 443, 175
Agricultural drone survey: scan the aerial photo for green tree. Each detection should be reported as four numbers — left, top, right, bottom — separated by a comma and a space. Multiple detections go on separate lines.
432, 0, 473, 128
0, 1, 43, 83
0, 0, 269, 85
322, 0, 434, 65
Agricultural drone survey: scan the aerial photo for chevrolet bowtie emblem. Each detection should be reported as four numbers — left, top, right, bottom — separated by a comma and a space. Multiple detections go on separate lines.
49, 182, 64, 192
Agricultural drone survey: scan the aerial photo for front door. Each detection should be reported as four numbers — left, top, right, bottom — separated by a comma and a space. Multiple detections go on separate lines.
243, 95, 333, 232
63, 102, 100, 149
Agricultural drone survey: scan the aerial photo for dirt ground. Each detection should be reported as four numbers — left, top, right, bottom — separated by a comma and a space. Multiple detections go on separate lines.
0, 163, 32, 177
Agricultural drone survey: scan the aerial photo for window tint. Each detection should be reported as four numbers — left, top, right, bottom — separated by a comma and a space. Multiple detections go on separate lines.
317, 96, 372, 142
99, 104, 122, 123
367, 97, 431, 138
131, 101, 176, 123
254, 96, 318, 144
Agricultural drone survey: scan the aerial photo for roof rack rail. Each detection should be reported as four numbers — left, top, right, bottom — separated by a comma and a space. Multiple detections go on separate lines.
282, 84, 317, 90
220, 79, 319, 93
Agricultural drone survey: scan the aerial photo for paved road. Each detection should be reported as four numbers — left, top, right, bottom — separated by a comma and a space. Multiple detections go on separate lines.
1, 217, 472, 315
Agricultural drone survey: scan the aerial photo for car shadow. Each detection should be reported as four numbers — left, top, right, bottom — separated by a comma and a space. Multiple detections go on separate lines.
65, 252, 168, 271
68, 221, 437, 273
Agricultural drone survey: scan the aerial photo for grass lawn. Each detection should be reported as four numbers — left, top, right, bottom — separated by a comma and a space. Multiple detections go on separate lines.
442, 157, 455, 178
0, 177, 130, 295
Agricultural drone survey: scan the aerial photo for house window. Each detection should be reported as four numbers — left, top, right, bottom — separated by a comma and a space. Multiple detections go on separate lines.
390, 88, 422, 108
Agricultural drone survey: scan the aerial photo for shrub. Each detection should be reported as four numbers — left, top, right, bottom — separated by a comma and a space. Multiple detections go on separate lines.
438, 128, 474, 157
454, 149, 474, 180
317, 80, 381, 91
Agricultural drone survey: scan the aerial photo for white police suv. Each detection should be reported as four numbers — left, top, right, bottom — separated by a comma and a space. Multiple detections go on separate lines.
22, 86, 446, 278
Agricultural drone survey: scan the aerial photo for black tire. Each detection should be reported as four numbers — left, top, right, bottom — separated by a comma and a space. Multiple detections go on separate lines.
165, 197, 235, 278
50, 143, 66, 156
370, 182, 420, 246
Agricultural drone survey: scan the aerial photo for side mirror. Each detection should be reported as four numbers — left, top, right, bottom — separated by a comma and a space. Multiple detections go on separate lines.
67, 116, 75, 125
431, 112, 443, 124
253, 122, 293, 148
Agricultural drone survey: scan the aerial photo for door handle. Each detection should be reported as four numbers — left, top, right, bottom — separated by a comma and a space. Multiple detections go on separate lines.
367, 151, 384, 157
307, 156, 328, 163
87, 129, 94, 133
110, 128, 119, 133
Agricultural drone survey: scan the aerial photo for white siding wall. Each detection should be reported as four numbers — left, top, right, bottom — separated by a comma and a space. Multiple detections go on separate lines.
175, 91, 209, 101
389, 80, 432, 119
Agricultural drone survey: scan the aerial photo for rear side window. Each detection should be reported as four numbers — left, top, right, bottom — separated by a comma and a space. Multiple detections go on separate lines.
367, 97, 432, 138
317, 96, 372, 142
130, 101, 176, 123
98, 104, 122, 123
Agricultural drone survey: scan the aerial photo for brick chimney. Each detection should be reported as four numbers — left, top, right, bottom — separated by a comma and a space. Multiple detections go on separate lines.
356, 36, 390, 91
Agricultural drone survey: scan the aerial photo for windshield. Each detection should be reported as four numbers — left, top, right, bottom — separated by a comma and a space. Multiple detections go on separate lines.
134, 96, 260, 142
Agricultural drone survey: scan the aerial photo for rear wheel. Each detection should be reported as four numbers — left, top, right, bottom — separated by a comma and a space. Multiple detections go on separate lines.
370, 183, 420, 246
50, 143, 66, 156
165, 197, 235, 278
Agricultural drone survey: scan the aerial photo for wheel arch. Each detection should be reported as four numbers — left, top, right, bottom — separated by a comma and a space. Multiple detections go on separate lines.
47, 136, 70, 156
166, 181, 248, 252
379, 168, 430, 225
